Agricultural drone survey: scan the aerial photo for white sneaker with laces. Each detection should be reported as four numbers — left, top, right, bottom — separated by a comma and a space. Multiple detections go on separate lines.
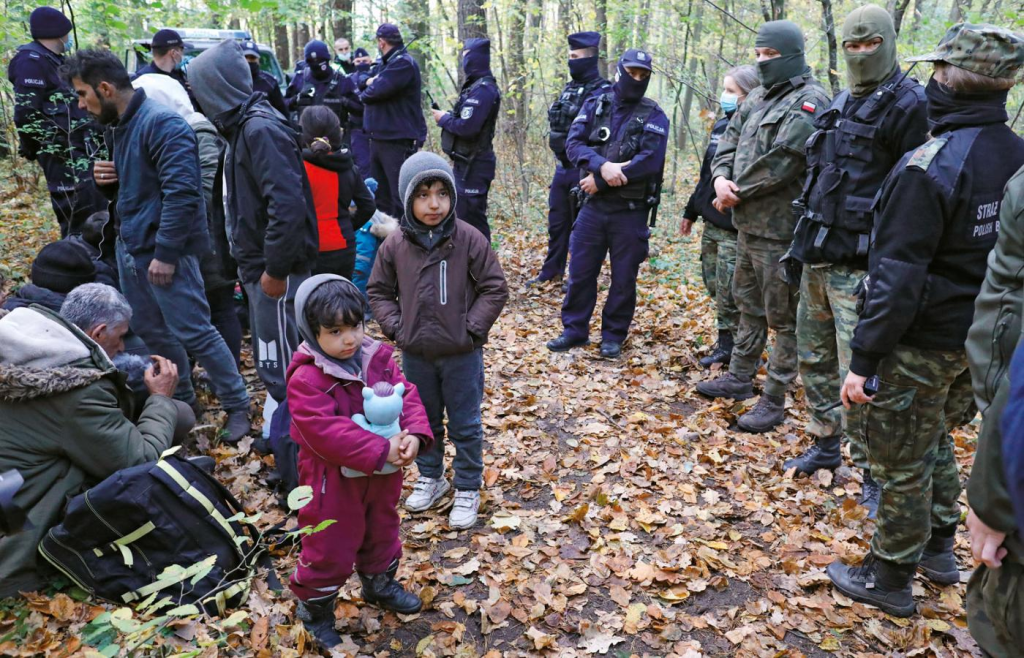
449, 490, 480, 529
404, 476, 450, 512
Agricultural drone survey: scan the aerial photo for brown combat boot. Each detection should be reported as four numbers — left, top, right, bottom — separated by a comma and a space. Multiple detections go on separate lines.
737, 393, 785, 433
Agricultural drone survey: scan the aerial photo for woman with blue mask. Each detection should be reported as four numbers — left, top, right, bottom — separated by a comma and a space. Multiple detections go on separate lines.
681, 65, 758, 368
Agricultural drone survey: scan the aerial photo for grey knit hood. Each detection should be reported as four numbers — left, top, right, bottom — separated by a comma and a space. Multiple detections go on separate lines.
294, 274, 364, 377
398, 151, 458, 251
188, 40, 253, 120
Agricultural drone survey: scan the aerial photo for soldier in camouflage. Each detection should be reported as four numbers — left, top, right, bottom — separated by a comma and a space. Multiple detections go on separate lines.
830, 23, 1024, 619
783, 6, 929, 521
695, 20, 830, 433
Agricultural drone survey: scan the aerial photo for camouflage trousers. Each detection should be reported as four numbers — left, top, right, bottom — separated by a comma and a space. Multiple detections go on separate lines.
967, 551, 1024, 657
865, 345, 966, 565
796, 264, 869, 469
699, 224, 740, 336
729, 231, 799, 397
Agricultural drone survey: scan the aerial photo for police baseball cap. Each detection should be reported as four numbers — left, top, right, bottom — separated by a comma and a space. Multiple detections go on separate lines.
620, 48, 653, 71
241, 40, 260, 58
376, 23, 402, 41
907, 22, 1023, 79
152, 29, 191, 50
354, 47, 370, 59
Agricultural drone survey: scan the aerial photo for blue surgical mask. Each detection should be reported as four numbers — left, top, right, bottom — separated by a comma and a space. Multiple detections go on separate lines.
720, 92, 738, 114
175, 54, 188, 72
63, 35, 74, 53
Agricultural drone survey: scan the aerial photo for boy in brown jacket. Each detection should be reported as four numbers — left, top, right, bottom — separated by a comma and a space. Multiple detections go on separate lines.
368, 151, 508, 528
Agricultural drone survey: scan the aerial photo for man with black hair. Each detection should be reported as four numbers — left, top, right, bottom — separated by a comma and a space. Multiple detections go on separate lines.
359, 23, 427, 217
8, 6, 104, 237
131, 29, 197, 109
62, 48, 251, 443
546, 49, 669, 360
432, 38, 501, 241
529, 31, 610, 287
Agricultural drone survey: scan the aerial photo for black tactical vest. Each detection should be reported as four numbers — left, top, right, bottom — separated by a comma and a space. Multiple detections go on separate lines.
793, 75, 920, 265
293, 70, 347, 124
441, 77, 500, 165
548, 78, 609, 162
586, 93, 657, 201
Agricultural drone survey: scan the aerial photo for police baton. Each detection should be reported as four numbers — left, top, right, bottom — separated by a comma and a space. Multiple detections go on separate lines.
823, 375, 880, 412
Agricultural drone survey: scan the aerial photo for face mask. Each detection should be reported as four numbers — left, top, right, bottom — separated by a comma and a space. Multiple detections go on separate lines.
248, 61, 260, 79
756, 53, 805, 88
174, 54, 187, 72
63, 35, 74, 53
335, 52, 351, 63
720, 92, 738, 114
309, 60, 331, 81
613, 63, 650, 102
568, 56, 597, 82
842, 5, 898, 98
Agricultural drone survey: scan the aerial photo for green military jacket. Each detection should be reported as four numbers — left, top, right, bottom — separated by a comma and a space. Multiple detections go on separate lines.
966, 164, 1024, 563
711, 73, 830, 241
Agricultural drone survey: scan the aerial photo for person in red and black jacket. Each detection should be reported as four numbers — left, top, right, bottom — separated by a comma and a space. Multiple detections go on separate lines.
300, 106, 376, 279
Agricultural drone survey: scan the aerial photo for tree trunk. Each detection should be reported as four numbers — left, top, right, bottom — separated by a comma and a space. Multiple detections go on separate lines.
819, 0, 840, 95
559, 0, 573, 34
295, 23, 310, 64
679, 1, 704, 153
274, 22, 289, 71
332, 0, 352, 42
888, 0, 914, 34
595, 0, 609, 79
458, 0, 488, 43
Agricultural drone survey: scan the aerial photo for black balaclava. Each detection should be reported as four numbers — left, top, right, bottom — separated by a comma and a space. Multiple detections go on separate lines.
569, 57, 600, 82
248, 61, 260, 81
613, 61, 649, 103
755, 20, 808, 88
462, 38, 492, 82
924, 75, 1009, 135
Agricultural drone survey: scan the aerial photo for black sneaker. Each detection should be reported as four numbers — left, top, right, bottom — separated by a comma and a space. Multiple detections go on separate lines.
358, 559, 422, 614
599, 341, 622, 359
859, 472, 880, 520
827, 554, 916, 617
223, 410, 252, 444
547, 334, 589, 352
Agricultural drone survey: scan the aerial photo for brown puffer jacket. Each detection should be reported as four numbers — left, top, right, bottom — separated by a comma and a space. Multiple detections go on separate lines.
368, 218, 508, 358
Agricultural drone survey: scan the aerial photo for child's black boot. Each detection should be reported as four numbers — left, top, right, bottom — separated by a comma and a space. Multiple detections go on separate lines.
359, 558, 422, 614
296, 593, 344, 649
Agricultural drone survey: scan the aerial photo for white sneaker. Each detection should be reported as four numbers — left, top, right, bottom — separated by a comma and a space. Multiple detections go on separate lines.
405, 476, 450, 512
449, 490, 480, 529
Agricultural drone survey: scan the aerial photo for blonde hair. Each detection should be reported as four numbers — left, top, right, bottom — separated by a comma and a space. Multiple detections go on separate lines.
934, 62, 1016, 93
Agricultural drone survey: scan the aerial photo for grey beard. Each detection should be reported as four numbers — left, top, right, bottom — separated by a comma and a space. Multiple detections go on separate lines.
112, 352, 151, 390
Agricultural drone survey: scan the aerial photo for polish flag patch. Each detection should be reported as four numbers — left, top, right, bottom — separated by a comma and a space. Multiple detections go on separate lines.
801, 101, 817, 113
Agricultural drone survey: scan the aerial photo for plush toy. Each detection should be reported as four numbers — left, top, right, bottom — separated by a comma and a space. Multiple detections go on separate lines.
341, 381, 406, 477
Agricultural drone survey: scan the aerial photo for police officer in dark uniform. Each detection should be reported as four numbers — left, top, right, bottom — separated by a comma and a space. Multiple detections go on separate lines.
432, 38, 501, 240
784, 6, 929, 497
546, 49, 669, 359
8, 6, 104, 237
359, 23, 427, 217
241, 39, 288, 118
340, 47, 373, 175
529, 31, 610, 286
285, 40, 349, 126
833, 23, 1024, 618
132, 28, 197, 109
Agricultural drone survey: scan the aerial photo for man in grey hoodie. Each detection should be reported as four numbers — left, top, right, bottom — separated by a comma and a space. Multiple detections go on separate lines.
188, 41, 319, 420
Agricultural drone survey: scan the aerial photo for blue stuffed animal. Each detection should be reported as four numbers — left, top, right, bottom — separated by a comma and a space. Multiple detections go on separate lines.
342, 381, 406, 477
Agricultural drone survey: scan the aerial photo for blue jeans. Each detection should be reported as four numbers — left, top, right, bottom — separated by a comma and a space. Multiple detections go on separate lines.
117, 240, 250, 412
402, 349, 485, 490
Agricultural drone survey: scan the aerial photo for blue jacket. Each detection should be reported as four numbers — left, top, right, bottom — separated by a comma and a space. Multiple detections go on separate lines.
359, 46, 427, 143
102, 89, 209, 264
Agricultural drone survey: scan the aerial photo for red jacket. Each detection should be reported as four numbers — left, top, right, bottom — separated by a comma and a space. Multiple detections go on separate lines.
285, 337, 433, 513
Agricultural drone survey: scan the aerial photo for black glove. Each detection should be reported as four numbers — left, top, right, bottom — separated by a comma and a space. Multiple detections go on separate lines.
778, 251, 802, 286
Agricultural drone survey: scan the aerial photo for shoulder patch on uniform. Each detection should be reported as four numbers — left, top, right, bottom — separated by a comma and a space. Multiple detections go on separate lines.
465, 97, 480, 105
20, 77, 45, 88
644, 123, 666, 135
460, 106, 474, 120
801, 101, 817, 113
906, 138, 948, 171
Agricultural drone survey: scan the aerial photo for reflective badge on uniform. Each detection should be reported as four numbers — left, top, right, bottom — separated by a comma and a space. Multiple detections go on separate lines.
21, 78, 45, 87
801, 102, 816, 113
465, 98, 480, 105
461, 106, 474, 120
644, 123, 665, 135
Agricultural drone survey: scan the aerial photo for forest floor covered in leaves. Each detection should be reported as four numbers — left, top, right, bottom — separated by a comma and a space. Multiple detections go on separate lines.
0, 166, 984, 657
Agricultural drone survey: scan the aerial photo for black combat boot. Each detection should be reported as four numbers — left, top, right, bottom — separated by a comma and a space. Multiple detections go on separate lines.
358, 559, 422, 614
783, 435, 842, 475
859, 470, 880, 520
827, 553, 916, 617
296, 593, 343, 649
695, 372, 754, 400
918, 524, 960, 585
737, 393, 786, 433
699, 331, 734, 368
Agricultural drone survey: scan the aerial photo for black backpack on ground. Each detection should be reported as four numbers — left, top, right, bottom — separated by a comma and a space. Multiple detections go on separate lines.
39, 449, 259, 616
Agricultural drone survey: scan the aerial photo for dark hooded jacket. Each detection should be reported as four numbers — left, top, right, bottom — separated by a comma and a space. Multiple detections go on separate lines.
683, 115, 735, 232
367, 152, 508, 358
0, 306, 177, 597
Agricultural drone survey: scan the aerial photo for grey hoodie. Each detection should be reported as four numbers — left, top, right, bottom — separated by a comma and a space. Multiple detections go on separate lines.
294, 274, 364, 376
187, 40, 253, 119
398, 151, 459, 251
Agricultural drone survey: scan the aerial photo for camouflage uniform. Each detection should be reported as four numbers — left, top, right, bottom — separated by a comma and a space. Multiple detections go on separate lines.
710, 76, 829, 398
699, 223, 739, 336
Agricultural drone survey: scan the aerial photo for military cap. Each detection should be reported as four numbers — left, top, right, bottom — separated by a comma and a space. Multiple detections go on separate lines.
568, 31, 601, 50
907, 22, 1023, 79
620, 48, 653, 71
